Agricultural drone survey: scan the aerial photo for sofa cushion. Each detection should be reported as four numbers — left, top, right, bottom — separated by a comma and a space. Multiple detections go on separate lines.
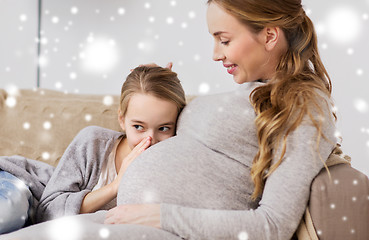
0, 88, 121, 167
309, 163, 369, 240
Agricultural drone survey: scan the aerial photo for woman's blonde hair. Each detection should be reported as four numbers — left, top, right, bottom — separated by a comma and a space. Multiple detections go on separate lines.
208, 0, 335, 199
120, 66, 186, 118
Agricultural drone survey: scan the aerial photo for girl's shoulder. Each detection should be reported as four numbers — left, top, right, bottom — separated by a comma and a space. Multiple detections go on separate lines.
76, 126, 123, 142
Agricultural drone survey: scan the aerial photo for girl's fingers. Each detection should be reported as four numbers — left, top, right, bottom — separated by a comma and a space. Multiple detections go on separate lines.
125, 137, 151, 162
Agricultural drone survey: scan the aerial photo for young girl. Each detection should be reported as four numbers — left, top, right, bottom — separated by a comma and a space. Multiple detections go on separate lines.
35, 66, 186, 222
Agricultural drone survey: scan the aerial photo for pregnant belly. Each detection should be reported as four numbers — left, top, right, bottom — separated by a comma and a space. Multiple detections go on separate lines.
117, 135, 257, 210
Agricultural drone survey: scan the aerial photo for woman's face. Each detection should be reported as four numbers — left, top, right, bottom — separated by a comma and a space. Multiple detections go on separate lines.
119, 93, 178, 150
206, 3, 271, 83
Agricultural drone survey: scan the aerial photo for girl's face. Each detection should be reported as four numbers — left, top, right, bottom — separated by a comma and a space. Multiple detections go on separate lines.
206, 3, 272, 83
119, 93, 178, 150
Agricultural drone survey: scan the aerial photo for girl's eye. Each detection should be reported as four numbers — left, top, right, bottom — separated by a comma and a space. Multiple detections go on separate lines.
133, 125, 144, 131
159, 126, 170, 132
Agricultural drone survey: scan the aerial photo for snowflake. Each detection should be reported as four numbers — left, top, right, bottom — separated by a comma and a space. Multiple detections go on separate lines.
19, 14, 27, 22
48, 217, 81, 240
238, 231, 249, 240
198, 83, 210, 94
193, 54, 201, 61
5, 96, 17, 108
23, 122, 31, 130
353, 99, 368, 113
103, 96, 114, 106
71, 7, 78, 15
42, 152, 50, 160
43, 121, 52, 130
166, 17, 174, 25
85, 114, 92, 122
188, 11, 196, 19
118, 8, 126, 15
99, 228, 110, 238
347, 48, 354, 55
148, 16, 155, 23
51, 16, 59, 24
356, 69, 363, 76
69, 72, 77, 79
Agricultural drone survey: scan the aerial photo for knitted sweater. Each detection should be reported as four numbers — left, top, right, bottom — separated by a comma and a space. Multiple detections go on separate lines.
118, 81, 337, 240
36, 126, 122, 222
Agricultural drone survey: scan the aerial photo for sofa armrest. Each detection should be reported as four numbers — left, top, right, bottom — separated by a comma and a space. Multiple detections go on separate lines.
309, 163, 369, 240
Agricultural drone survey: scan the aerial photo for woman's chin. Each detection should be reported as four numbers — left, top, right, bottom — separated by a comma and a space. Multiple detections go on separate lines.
233, 76, 248, 84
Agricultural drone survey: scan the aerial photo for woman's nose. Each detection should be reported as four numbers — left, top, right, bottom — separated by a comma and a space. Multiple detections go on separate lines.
212, 44, 224, 61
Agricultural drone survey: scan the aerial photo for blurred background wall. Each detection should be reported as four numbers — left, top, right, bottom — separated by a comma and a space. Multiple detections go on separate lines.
1, 0, 368, 176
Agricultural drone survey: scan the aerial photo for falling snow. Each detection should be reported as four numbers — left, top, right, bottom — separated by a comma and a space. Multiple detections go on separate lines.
103, 96, 114, 106
198, 83, 210, 94
326, 7, 361, 43
71, 7, 78, 14
0, 0, 368, 180
99, 228, 110, 238
238, 231, 249, 240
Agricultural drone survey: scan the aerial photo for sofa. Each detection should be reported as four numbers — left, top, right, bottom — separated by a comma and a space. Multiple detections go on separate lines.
0, 88, 368, 239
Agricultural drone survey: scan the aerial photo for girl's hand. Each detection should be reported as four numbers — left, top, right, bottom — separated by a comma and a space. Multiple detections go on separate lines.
80, 137, 151, 214
104, 204, 161, 228
112, 136, 151, 193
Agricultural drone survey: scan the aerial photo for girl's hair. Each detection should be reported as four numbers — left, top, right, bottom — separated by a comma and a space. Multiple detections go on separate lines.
208, 0, 335, 199
120, 66, 186, 117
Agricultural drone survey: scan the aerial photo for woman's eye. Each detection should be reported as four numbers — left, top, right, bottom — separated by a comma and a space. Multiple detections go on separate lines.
221, 40, 230, 46
159, 126, 170, 132
133, 125, 144, 131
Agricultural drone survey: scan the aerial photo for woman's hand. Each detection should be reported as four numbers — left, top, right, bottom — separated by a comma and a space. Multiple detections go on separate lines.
131, 62, 173, 71
104, 204, 161, 228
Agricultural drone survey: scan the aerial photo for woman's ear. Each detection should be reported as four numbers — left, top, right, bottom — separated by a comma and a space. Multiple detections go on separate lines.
263, 27, 281, 51
118, 109, 125, 131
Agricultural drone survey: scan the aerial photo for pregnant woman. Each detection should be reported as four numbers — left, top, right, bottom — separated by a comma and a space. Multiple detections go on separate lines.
106, 0, 337, 239
1, 0, 338, 239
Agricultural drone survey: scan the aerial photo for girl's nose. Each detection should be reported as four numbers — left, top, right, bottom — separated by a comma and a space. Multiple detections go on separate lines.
145, 131, 158, 146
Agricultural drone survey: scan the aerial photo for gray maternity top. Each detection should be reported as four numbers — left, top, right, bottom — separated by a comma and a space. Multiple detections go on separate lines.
118, 81, 337, 240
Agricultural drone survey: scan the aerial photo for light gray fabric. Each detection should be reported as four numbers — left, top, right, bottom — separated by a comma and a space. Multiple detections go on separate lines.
0, 211, 180, 240
118, 81, 337, 240
0, 170, 32, 234
0, 155, 54, 224
36, 126, 122, 222
0, 156, 54, 203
